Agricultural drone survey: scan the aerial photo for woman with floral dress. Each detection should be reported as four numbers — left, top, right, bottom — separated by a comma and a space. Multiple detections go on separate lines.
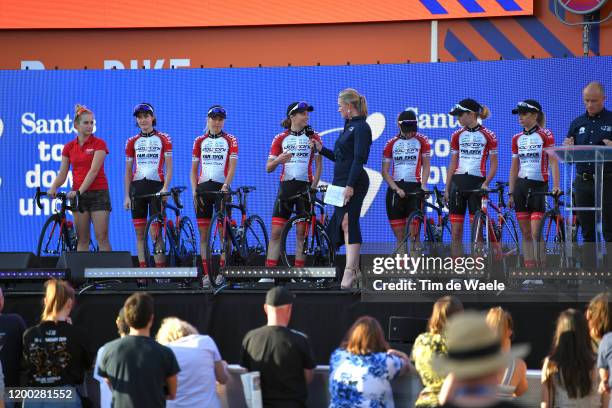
329, 316, 412, 407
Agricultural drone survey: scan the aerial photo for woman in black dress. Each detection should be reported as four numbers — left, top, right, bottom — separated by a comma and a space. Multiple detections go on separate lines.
311, 88, 372, 289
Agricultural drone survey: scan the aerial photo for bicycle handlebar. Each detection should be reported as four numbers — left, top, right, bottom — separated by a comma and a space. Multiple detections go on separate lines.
526, 189, 564, 210
35, 187, 81, 212
134, 186, 187, 209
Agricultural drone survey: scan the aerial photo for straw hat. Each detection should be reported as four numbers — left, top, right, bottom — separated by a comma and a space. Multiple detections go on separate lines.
432, 311, 530, 380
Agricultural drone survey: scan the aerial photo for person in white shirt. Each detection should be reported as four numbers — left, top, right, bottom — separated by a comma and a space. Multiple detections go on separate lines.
156, 317, 228, 408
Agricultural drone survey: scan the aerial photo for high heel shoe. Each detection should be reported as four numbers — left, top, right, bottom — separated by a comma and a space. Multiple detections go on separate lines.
341, 267, 359, 290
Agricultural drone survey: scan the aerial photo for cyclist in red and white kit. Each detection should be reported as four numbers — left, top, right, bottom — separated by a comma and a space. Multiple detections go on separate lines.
191, 106, 238, 286
382, 110, 431, 246
508, 100, 559, 268
265, 102, 322, 268
124, 103, 173, 267
445, 98, 498, 256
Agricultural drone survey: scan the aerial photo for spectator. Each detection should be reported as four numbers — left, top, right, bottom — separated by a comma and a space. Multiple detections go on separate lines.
433, 311, 528, 408
98, 292, 180, 408
587, 293, 611, 351
412, 296, 463, 408
156, 317, 228, 408
0, 287, 26, 407
22, 279, 93, 408
486, 307, 528, 397
328, 315, 412, 407
240, 286, 315, 408
93, 308, 129, 408
542, 308, 607, 407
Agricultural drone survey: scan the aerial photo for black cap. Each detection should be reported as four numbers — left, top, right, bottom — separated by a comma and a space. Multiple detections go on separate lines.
265, 286, 295, 306
207, 105, 227, 119
287, 101, 314, 117
133, 103, 154, 116
449, 98, 481, 116
398, 110, 418, 131
512, 99, 542, 114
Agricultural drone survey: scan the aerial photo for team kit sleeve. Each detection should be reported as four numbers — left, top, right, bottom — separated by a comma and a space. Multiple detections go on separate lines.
382, 138, 394, 162
450, 130, 460, 154
486, 129, 498, 154
125, 137, 135, 161
163, 133, 173, 156
421, 134, 432, 156
511, 134, 519, 157
229, 135, 238, 158
313, 133, 323, 155
96, 138, 110, 154
269, 134, 282, 158
545, 129, 555, 147
192, 136, 202, 161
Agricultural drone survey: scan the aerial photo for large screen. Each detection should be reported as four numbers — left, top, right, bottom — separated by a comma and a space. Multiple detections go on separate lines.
0, 0, 533, 29
0, 56, 610, 253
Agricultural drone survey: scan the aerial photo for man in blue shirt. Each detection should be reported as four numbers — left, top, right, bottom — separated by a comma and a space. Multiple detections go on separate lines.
564, 81, 612, 268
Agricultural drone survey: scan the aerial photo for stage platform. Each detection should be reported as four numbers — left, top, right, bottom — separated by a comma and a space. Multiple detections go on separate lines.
3, 289, 588, 369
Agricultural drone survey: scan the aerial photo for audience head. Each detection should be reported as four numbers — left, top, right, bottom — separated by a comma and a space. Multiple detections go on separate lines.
486, 307, 514, 349
428, 296, 463, 335
341, 316, 389, 355
156, 317, 198, 345
116, 307, 129, 337
586, 293, 611, 343
433, 311, 526, 382
123, 292, 154, 330
41, 279, 75, 322
264, 286, 295, 326
547, 308, 594, 399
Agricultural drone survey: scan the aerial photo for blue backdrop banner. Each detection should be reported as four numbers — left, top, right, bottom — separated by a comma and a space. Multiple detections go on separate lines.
0, 57, 610, 253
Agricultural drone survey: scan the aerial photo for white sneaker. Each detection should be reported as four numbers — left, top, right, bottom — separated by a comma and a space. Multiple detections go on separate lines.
201, 275, 211, 288
258, 278, 275, 283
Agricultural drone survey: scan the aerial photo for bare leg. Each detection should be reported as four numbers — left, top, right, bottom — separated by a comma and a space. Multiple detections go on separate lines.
91, 211, 111, 251
73, 211, 92, 252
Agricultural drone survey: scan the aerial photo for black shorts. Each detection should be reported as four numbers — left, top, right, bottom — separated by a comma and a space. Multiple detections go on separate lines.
71, 189, 112, 213
196, 181, 224, 219
130, 180, 163, 221
272, 180, 309, 225
448, 174, 485, 220
386, 181, 422, 226
513, 178, 547, 217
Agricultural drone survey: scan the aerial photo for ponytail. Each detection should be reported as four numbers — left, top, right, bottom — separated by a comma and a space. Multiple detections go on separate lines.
479, 105, 490, 120
41, 279, 75, 322
537, 111, 546, 128
339, 88, 368, 117
280, 117, 292, 129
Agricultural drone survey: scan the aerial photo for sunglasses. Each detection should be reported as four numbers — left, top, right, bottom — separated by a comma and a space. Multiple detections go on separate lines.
208, 107, 227, 118
133, 103, 154, 115
517, 101, 540, 111
289, 101, 310, 115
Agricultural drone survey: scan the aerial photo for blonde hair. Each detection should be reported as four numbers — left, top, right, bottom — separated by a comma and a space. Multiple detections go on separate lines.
281, 117, 292, 129
73, 104, 92, 124
584, 81, 605, 96
586, 293, 611, 342
156, 317, 198, 345
479, 105, 490, 120
486, 307, 513, 339
42, 279, 75, 322
536, 111, 546, 128
428, 296, 463, 334
338, 88, 368, 117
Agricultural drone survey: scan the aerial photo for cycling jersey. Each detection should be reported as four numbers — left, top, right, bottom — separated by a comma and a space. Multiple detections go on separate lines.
511, 127, 555, 182
268, 129, 322, 182
451, 125, 498, 177
125, 130, 172, 182
382, 133, 431, 183
192, 131, 238, 184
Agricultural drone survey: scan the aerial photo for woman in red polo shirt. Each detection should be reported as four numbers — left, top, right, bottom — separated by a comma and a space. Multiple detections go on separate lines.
48, 104, 112, 251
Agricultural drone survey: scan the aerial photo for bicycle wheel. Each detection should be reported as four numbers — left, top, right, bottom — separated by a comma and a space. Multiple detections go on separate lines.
206, 212, 232, 281
498, 213, 521, 271
143, 214, 169, 267
177, 216, 198, 267
241, 215, 268, 266
280, 216, 334, 267
538, 212, 565, 269
37, 215, 71, 257
393, 210, 428, 255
